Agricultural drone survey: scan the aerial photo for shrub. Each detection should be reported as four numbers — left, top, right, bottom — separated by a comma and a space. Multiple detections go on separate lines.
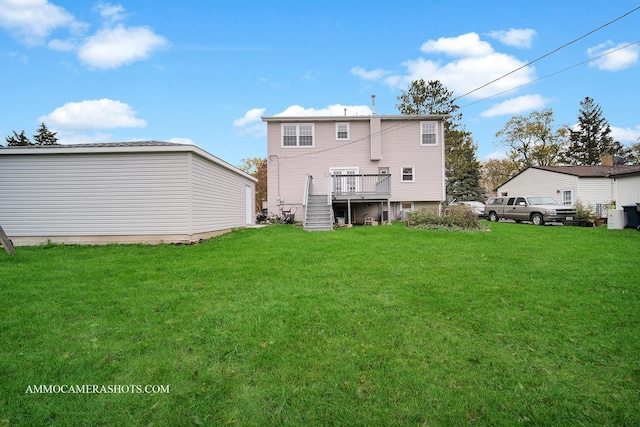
404, 205, 488, 231
574, 199, 596, 222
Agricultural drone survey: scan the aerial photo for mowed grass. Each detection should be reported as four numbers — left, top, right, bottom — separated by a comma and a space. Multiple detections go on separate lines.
1, 222, 639, 426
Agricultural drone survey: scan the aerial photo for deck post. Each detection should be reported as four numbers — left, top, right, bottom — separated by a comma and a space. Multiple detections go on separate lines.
386, 199, 391, 223
347, 199, 351, 225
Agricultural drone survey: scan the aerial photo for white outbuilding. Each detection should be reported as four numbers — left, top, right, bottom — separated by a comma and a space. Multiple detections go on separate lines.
0, 141, 257, 246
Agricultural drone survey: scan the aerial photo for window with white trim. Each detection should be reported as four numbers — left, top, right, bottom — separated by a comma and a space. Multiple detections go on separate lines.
336, 123, 349, 140
562, 189, 573, 205
401, 166, 415, 182
420, 122, 438, 145
282, 124, 314, 147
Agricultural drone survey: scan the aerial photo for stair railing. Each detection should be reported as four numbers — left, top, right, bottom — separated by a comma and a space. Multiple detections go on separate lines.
303, 174, 313, 227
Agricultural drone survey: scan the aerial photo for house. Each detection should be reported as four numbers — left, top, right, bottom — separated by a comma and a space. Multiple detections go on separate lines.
262, 109, 448, 230
496, 156, 640, 217
0, 141, 257, 246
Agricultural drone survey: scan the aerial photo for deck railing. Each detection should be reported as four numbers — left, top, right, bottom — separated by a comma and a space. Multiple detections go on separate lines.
331, 174, 391, 199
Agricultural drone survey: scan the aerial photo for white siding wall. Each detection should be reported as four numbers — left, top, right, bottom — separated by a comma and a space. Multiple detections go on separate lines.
615, 175, 640, 206
577, 177, 615, 206
498, 169, 577, 203
191, 153, 255, 233
266, 117, 445, 214
0, 152, 190, 237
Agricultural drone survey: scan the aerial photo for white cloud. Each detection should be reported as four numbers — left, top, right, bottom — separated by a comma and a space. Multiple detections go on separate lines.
0, 2, 167, 69
39, 99, 147, 130
0, 0, 87, 45
482, 150, 509, 161
383, 53, 536, 100
48, 38, 76, 51
275, 104, 372, 116
54, 131, 114, 145
611, 125, 640, 143
353, 33, 537, 101
588, 41, 639, 71
487, 29, 536, 48
78, 24, 168, 69
96, 2, 126, 24
233, 108, 266, 127
168, 137, 194, 145
420, 32, 494, 57
480, 94, 549, 118
350, 67, 390, 80
233, 108, 267, 137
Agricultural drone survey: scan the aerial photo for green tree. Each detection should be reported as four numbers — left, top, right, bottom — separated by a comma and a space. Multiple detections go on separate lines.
239, 157, 267, 213
627, 140, 640, 165
495, 109, 568, 171
480, 158, 518, 197
396, 79, 482, 201
562, 97, 624, 165
445, 129, 483, 201
33, 122, 59, 145
6, 130, 32, 146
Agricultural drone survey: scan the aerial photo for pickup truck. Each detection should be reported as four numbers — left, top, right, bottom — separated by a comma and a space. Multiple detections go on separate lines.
485, 196, 577, 225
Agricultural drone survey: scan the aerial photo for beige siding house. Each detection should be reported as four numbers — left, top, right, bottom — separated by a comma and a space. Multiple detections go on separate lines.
262, 113, 447, 230
0, 142, 257, 245
496, 160, 640, 217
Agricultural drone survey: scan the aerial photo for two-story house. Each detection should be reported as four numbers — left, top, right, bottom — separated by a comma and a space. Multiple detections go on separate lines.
262, 111, 448, 230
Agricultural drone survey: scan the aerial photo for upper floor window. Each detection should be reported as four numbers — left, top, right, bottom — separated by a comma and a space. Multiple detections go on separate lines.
336, 123, 349, 140
420, 122, 438, 145
282, 124, 314, 147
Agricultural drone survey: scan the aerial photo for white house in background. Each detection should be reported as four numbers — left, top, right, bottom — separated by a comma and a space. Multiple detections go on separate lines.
0, 141, 257, 246
262, 110, 448, 230
496, 156, 640, 217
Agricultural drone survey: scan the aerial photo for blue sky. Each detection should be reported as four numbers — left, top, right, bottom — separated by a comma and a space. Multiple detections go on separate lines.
1, 0, 639, 167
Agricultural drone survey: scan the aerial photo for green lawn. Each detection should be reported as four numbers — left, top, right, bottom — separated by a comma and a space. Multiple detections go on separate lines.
1, 223, 639, 426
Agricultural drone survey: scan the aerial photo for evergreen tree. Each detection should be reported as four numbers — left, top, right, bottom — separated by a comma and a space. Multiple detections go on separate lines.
563, 97, 624, 165
33, 122, 59, 145
6, 130, 33, 146
397, 79, 482, 201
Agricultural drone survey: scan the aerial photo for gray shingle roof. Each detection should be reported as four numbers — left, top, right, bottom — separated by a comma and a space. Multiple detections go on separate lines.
1, 141, 185, 149
533, 164, 640, 177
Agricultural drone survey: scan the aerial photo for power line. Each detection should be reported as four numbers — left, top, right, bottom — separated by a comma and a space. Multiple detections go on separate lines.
452, 6, 640, 103
459, 40, 640, 110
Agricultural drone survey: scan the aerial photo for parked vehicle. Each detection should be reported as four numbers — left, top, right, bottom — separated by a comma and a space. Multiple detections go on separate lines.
451, 201, 485, 217
485, 196, 577, 225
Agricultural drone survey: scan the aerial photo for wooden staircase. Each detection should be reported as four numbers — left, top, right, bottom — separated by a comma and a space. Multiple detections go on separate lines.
304, 195, 334, 231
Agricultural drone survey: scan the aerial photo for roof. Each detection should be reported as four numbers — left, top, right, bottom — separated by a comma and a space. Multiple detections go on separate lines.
261, 114, 450, 122
0, 141, 257, 182
532, 164, 640, 178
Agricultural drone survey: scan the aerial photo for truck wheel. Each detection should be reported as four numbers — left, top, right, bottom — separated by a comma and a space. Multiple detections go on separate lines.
531, 213, 544, 225
489, 212, 499, 222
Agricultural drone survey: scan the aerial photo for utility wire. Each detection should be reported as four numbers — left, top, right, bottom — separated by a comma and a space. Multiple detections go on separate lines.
274, 7, 640, 161
459, 40, 640, 109
452, 5, 640, 102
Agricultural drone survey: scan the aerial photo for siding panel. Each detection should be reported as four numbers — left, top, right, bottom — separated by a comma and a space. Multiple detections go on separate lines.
191, 154, 255, 233
0, 153, 190, 236
266, 117, 445, 214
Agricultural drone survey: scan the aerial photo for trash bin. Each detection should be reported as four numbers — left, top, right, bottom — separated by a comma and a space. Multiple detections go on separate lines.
622, 204, 640, 229
607, 209, 626, 229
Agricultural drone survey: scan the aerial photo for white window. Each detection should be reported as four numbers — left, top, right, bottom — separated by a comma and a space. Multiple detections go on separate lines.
282, 124, 314, 147
336, 123, 349, 140
330, 167, 359, 194
401, 166, 415, 182
420, 122, 438, 145
562, 190, 573, 205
